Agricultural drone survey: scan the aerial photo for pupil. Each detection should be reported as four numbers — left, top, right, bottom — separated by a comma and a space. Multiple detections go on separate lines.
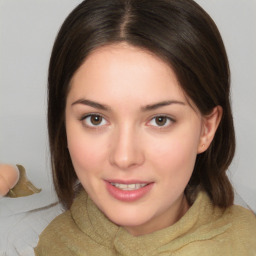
156, 116, 166, 126
91, 115, 102, 125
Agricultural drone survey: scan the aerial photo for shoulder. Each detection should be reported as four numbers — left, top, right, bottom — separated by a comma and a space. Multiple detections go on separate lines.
224, 204, 256, 234
43, 209, 76, 234
214, 204, 256, 255
198, 190, 256, 231
34, 210, 76, 255
228, 204, 255, 220
186, 192, 256, 255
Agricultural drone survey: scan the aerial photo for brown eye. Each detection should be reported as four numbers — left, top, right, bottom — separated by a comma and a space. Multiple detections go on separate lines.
148, 115, 174, 128
83, 114, 107, 127
90, 115, 102, 125
155, 116, 167, 126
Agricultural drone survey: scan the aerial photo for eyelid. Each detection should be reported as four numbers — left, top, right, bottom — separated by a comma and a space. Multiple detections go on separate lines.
80, 113, 109, 128
146, 114, 176, 128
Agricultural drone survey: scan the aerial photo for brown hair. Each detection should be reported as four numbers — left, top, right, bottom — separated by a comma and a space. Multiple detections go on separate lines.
48, 0, 235, 209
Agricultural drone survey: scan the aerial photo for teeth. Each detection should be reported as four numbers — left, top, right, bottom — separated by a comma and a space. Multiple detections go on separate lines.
111, 183, 147, 190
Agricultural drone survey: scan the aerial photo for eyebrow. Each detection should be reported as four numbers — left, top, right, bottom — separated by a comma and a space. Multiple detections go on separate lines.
141, 100, 185, 111
71, 99, 110, 111
71, 98, 185, 111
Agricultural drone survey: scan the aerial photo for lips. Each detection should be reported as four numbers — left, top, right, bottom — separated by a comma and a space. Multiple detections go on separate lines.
110, 182, 148, 190
105, 180, 154, 202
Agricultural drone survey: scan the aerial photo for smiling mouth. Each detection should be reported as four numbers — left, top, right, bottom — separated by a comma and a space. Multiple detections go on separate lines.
105, 180, 154, 201
110, 183, 148, 191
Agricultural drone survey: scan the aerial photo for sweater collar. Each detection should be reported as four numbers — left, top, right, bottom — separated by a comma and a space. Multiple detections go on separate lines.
71, 190, 230, 255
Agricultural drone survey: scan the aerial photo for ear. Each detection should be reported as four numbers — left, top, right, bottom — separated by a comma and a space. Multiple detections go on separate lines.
197, 106, 223, 154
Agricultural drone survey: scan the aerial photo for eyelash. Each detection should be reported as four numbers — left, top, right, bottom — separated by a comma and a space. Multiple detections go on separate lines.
79, 114, 175, 129
147, 115, 175, 128
80, 113, 108, 128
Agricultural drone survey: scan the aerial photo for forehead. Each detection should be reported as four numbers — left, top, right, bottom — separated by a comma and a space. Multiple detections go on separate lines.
69, 43, 187, 104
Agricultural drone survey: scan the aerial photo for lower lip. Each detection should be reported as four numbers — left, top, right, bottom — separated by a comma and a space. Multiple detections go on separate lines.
105, 181, 154, 202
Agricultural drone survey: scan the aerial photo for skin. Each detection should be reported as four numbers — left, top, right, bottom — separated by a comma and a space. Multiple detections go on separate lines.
65, 43, 222, 236
0, 164, 20, 196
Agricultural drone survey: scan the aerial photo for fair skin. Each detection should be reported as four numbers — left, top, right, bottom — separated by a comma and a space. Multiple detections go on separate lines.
65, 43, 222, 236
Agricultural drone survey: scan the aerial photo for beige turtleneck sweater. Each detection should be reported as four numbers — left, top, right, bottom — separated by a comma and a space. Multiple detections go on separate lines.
34, 190, 256, 255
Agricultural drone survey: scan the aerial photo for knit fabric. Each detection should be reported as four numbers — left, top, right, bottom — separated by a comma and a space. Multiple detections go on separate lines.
35, 190, 256, 255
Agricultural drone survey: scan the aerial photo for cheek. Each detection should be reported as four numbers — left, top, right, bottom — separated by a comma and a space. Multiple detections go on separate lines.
68, 140, 105, 190
153, 142, 196, 171
66, 127, 106, 177
149, 129, 200, 178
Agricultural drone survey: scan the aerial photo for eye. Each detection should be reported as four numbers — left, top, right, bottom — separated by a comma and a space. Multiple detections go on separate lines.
148, 115, 174, 127
81, 114, 108, 127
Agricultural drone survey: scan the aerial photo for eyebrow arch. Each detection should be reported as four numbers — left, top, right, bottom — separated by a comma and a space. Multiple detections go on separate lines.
71, 99, 110, 111
141, 100, 185, 111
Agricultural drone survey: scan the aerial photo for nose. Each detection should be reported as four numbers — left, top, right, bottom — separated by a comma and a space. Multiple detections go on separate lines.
109, 125, 144, 170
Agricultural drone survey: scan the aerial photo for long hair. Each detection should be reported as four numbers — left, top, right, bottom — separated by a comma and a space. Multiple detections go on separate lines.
48, 0, 235, 209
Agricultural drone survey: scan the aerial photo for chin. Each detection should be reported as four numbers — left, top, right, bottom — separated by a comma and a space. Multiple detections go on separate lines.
104, 206, 152, 228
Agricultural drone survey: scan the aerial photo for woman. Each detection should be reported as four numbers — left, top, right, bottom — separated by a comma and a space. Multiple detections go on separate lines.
35, 0, 256, 255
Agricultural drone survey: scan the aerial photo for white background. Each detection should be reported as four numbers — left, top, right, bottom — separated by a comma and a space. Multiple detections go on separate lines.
0, 0, 255, 211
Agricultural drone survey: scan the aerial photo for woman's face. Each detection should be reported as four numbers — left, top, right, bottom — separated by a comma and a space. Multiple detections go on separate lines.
65, 43, 205, 235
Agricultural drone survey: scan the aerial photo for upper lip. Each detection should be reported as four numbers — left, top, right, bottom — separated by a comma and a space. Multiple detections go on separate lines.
104, 179, 152, 184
